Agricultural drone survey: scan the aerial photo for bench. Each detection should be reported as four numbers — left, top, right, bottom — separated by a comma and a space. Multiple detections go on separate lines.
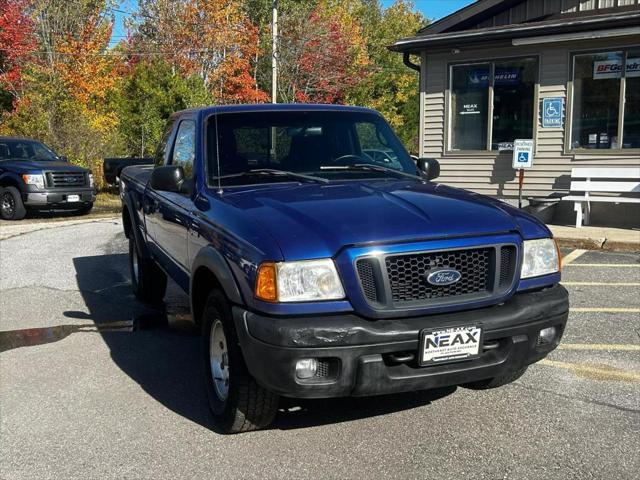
562, 167, 640, 228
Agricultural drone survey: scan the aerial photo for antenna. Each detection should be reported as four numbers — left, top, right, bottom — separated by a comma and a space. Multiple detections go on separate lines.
214, 112, 223, 195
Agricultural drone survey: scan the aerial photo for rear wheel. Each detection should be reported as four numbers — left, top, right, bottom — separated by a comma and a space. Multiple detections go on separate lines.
462, 366, 528, 390
0, 186, 26, 220
202, 290, 279, 433
128, 235, 167, 305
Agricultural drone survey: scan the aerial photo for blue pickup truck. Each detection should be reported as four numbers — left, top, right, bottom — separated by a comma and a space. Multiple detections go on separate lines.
120, 104, 568, 433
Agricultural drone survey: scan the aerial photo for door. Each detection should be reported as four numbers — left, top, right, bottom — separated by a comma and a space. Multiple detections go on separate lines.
150, 119, 196, 277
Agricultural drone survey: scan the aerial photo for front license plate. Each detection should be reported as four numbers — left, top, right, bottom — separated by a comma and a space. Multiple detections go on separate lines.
420, 325, 482, 366
67, 194, 80, 202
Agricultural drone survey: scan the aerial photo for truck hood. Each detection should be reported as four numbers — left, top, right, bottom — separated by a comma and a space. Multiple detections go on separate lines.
0, 159, 87, 173
220, 180, 524, 260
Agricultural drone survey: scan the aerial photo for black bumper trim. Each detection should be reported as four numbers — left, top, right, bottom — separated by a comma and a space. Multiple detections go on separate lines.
233, 285, 569, 399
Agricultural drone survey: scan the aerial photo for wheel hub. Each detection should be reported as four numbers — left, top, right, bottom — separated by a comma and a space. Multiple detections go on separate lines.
1, 192, 15, 216
210, 319, 230, 402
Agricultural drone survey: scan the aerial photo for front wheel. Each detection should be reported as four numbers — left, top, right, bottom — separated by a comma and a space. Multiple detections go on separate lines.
128, 236, 167, 305
0, 186, 27, 220
202, 290, 279, 433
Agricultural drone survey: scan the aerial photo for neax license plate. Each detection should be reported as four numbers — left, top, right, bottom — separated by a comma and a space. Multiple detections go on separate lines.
67, 194, 80, 202
420, 325, 482, 366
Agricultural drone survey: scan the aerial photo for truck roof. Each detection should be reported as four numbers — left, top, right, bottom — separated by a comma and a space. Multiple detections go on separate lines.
174, 103, 381, 118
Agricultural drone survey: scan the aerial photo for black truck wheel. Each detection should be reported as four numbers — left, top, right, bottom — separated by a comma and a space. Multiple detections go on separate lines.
0, 186, 27, 220
202, 290, 279, 433
76, 202, 93, 215
128, 236, 167, 304
462, 366, 529, 390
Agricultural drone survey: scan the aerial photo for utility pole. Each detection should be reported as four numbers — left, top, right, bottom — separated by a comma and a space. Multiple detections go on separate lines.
271, 0, 278, 104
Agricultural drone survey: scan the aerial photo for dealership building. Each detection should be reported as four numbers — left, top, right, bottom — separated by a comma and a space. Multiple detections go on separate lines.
391, 0, 639, 225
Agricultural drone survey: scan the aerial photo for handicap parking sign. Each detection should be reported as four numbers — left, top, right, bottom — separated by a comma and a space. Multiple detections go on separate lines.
542, 97, 564, 128
513, 140, 534, 168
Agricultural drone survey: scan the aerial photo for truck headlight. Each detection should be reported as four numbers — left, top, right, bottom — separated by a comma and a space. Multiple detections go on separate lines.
22, 174, 45, 189
256, 259, 345, 302
521, 238, 560, 279
89, 173, 94, 188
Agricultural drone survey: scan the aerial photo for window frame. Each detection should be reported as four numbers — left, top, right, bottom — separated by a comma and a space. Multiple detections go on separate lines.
445, 54, 540, 155
566, 46, 640, 154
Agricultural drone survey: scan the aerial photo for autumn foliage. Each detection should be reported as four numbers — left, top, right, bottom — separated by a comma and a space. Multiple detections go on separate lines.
0, 0, 426, 186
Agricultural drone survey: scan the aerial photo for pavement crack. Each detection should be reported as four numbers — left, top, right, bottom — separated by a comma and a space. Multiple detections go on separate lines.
0, 217, 119, 241
1, 283, 130, 295
512, 381, 640, 414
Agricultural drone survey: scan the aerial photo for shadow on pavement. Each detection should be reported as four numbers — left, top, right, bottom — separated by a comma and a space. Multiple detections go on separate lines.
71, 253, 455, 432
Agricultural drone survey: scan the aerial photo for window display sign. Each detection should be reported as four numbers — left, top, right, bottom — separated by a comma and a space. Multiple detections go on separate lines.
494, 67, 520, 85
542, 97, 564, 128
593, 57, 640, 79
512, 139, 534, 169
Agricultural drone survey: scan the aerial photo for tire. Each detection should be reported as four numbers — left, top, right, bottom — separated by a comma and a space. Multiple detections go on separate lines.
462, 366, 529, 390
0, 186, 27, 220
128, 235, 167, 305
202, 290, 279, 433
76, 202, 93, 215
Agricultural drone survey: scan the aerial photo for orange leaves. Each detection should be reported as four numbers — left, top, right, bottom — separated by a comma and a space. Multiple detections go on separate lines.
54, 16, 120, 132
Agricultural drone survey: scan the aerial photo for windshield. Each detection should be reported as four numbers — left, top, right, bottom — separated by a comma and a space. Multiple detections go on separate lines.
207, 111, 417, 186
0, 139, 59, 161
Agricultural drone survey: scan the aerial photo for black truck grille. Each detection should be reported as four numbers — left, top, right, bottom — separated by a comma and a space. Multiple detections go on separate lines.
46, 172, 87, 188
386, 248, 491, 302
355, 245, 517, 309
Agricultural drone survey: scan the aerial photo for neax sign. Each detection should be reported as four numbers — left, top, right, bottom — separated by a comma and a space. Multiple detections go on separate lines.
593, 58, 640, 79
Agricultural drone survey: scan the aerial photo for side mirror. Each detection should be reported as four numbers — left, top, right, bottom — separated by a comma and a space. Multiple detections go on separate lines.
416, 158, 440, 181
150, 165, 184, 192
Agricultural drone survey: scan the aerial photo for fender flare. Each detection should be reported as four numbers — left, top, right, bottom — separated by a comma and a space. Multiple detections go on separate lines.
0, 172, 23, 189
190, 246, 243, 306
122, 190, 151, 260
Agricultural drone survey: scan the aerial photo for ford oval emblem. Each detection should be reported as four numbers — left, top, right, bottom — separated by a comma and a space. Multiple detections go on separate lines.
426, 268, 461, 286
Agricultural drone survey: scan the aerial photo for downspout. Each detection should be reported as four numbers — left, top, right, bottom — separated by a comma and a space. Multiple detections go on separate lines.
403, 52, 421, 72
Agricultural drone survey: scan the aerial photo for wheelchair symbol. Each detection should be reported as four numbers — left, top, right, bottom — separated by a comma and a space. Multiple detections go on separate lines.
518, 152, 529, 162
545, 103, 560, 117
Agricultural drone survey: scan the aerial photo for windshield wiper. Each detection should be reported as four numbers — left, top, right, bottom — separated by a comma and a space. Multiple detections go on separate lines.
319, 164, 420, 181
219, 168, 329, 184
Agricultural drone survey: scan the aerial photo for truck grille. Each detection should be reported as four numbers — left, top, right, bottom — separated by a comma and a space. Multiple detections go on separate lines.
46, 172, 87, 188
355, 245, 517, 309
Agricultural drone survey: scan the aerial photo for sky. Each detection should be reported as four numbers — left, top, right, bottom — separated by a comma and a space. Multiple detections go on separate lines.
110, 0, 476, 46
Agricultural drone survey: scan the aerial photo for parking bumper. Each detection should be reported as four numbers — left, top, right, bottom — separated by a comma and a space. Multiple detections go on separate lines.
233, 284, 569, 398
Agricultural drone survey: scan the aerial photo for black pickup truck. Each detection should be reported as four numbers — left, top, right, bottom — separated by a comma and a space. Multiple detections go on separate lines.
103, 157, 153, 186
0, 137, 95, 220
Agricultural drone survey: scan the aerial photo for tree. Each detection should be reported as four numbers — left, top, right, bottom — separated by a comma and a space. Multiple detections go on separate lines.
116, 59, 211, 157
130, 0, 268, 103
0, 0, 37, 111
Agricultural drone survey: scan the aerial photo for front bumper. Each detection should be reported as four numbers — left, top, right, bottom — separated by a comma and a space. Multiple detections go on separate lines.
23, 189, 95, 208
233, 284, 569, 398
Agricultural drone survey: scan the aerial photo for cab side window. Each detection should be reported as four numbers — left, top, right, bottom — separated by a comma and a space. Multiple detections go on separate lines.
155, 120, 176, 167
171, 120, 196, 180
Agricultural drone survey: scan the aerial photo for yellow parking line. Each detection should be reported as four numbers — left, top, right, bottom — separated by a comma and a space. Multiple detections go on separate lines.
562, 282, 640, 286
570, 308, 640, 313
565, 264, 640, 268
539, 359, 640, 382
562, 249, 586, 265
559, 344, 640, 351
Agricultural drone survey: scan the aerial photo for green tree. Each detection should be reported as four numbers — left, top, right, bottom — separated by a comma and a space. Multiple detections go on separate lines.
116, 59, 211, 157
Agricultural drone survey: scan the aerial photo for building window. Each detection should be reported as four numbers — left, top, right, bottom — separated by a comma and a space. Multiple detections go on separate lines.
449, 57, 537, 151
571, 48, 640, 150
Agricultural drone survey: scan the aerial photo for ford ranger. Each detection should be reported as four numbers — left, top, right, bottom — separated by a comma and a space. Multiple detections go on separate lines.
0, 137, 95, 220
119, 104, 568, 433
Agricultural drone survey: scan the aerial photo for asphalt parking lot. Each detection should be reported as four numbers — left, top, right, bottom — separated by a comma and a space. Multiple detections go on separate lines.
1, 218, 638, 479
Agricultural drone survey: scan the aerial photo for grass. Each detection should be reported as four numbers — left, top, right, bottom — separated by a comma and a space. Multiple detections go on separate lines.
93, 191, 122, 214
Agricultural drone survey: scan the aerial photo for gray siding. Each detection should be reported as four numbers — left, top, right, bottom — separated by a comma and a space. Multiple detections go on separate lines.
467, 0, 639, 29
421, 37, 640, 200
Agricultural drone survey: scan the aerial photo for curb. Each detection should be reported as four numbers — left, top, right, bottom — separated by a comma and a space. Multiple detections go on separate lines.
555, 236, 640, 253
